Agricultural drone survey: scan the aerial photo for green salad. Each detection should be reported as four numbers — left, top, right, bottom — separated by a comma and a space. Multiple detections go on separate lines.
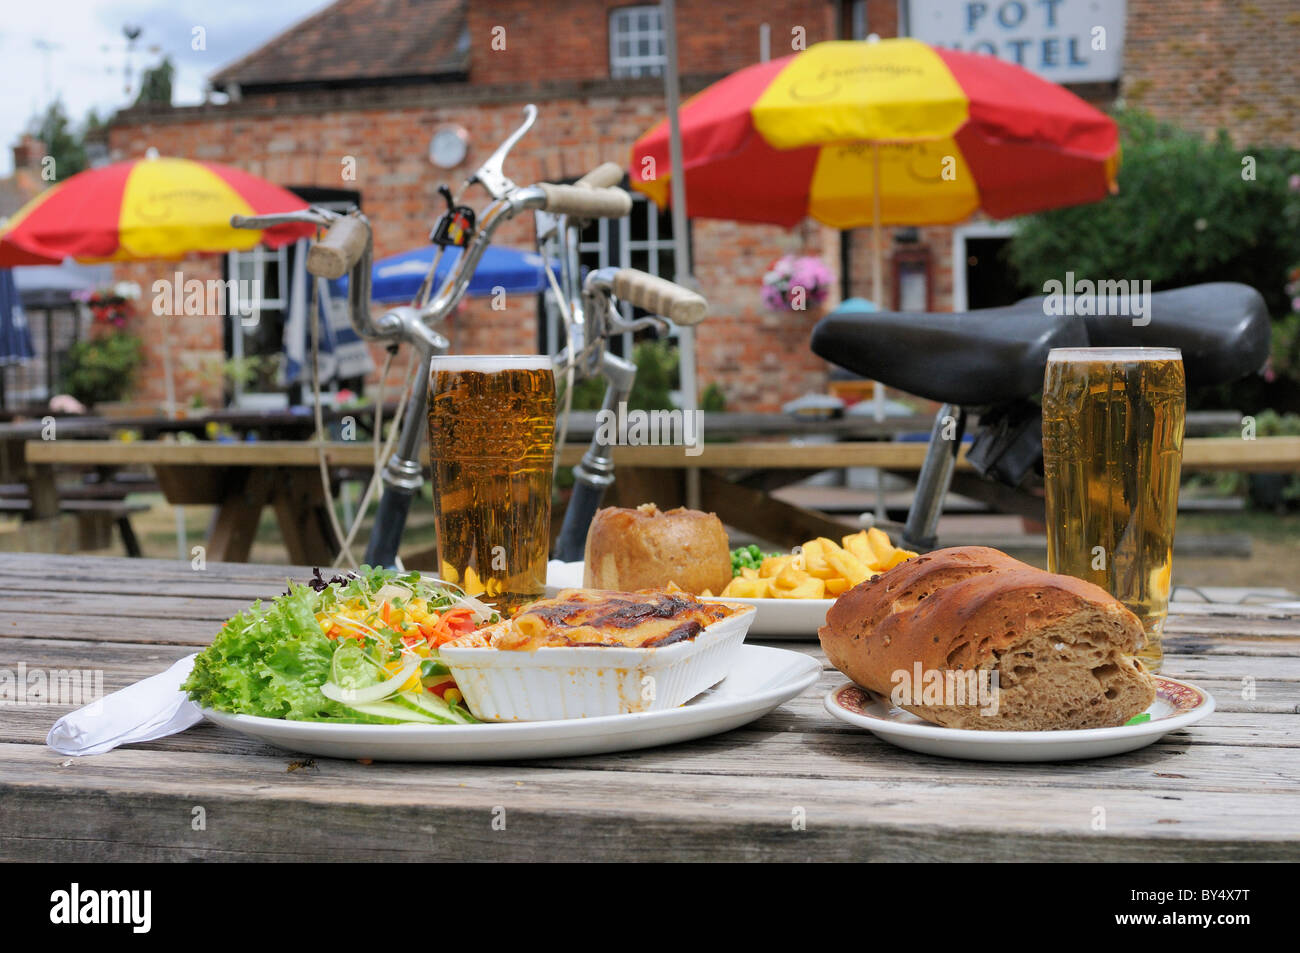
184, 566, 496, 724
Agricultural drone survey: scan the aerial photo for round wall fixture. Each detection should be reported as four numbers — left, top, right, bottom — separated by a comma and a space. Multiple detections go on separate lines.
429, 125, 469, 169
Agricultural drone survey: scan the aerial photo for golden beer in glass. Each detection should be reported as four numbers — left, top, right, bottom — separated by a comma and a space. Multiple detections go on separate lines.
427, 356, 556, 613
1042, 348, 1185, 670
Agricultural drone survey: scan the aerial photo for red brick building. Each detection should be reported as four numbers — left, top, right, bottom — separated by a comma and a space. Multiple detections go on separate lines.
103, 0, 1300, 412
107, 0, 847, 412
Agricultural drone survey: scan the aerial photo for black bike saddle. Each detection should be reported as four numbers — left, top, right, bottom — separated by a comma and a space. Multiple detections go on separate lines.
811, 282, 1270, 404
1071, 282, 1270, 389
811, 300, 1087, 405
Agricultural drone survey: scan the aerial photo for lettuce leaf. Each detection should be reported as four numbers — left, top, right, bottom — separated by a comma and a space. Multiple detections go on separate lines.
185, 582, 371, 721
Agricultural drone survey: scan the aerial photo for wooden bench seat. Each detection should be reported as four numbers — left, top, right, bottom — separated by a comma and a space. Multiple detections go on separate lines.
0, 498, 148, 556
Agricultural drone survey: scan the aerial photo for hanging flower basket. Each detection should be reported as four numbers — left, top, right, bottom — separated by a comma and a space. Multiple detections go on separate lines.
761, 255, 833, 312
73, 282, 141, 333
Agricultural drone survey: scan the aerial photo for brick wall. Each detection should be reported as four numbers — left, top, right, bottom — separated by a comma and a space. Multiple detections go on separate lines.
466, 0, 832, 86
1123, 0, 1300, 147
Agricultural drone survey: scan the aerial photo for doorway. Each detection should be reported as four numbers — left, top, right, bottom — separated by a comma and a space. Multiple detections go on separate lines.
952, 222, 1033, 312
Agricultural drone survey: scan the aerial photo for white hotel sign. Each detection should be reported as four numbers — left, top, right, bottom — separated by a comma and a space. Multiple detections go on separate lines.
908, 0, 1127, 84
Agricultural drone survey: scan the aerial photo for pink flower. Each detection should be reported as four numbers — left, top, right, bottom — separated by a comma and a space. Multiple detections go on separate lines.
49, 394, 88, 415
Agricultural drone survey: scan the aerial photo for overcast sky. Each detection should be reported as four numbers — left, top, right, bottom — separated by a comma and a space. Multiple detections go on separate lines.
0, 0, 332, 175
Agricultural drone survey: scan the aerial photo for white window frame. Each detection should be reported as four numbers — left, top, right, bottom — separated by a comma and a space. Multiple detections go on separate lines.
850, 0, 869, 40
225, 244, 288, 404
544, 192, 679, 358
609, 5, 666, 79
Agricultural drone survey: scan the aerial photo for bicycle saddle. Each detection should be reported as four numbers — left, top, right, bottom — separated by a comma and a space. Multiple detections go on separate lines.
811, 282, 1270, 405
1070, 282, 1270, 389
811, 300, 1086, 405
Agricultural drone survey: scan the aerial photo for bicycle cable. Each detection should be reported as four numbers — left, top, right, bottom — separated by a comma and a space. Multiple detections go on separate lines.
329, 344, 417, 569
307, 265, 358, 568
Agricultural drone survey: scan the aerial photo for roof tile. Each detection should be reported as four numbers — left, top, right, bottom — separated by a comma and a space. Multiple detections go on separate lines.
211, 0, 468, 90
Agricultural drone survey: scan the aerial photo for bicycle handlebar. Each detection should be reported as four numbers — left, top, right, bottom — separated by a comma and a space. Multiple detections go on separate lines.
305, 216, 370, 280
612, 269, 708, 326
536, 182, 632, 219
575, 162, 626, 189
231, 211, 338, 231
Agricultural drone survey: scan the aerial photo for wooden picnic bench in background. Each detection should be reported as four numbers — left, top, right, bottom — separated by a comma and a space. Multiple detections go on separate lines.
0, 405, 397, 560
25, 434, 1300, 563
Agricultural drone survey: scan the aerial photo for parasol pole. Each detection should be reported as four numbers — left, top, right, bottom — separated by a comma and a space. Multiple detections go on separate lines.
661, 0, 701, 509
157, 309, 188, 560
870, 141, 886, 522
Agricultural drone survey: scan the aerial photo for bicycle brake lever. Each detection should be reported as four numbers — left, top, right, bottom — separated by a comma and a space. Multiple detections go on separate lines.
472, 103, 538, 200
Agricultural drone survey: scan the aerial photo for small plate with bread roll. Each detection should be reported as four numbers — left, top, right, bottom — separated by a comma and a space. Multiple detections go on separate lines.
819, 546, 1215, 761
564, 504, 920, 639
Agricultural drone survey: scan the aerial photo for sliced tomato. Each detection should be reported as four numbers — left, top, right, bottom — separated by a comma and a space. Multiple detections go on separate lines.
440, 608, 478, 637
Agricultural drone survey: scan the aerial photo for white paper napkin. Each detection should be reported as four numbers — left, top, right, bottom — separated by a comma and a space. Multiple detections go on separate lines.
46, 653, 203, 757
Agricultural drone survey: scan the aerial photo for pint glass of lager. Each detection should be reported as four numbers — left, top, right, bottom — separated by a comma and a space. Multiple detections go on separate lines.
1042, 348, 1185, 670
427, 355, 556, 613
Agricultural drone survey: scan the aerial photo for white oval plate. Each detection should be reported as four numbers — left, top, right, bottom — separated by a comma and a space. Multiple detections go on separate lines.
546, 559, 830, 640
202, 645, 821, 762
699, 595, 832, 639
824, 675, 1215, 762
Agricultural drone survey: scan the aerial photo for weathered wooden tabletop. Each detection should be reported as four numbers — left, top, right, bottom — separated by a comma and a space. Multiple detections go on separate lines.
1, 553, 1297, 862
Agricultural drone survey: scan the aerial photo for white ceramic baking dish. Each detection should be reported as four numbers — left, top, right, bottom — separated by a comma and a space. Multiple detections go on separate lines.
439, 603, 756, 722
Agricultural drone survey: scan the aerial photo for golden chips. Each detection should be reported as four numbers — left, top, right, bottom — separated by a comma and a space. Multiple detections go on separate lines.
712, 529, 918, 600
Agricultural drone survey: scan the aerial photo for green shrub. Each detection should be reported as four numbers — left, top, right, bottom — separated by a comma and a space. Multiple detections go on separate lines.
60, 332, 143, 406
561, 339, 682, 411
1006, 107, 1300, 413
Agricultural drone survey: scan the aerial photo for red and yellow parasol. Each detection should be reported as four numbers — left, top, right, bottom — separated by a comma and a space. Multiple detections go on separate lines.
0, 155, 312, 265
630, 38, 1120, 299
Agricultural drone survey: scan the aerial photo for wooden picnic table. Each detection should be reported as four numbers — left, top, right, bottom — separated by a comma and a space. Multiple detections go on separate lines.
24, 435, 1300, 562
0, 552, 1296, 861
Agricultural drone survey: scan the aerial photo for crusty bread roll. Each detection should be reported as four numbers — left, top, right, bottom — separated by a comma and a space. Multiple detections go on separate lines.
819, 546, 1156, 730
584, 503, 732, 596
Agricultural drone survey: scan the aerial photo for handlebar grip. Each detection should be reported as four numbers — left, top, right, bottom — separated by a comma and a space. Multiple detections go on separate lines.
305, 216, 369, 279
612, 269, 708, 327
538, 183, 631, 219
575, 162, 626, 189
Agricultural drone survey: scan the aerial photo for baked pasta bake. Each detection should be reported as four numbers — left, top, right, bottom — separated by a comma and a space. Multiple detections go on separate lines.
445, 587, 740, 651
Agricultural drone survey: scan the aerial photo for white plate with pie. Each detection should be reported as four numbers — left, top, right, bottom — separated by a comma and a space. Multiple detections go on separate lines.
824, 674, 1215, 762
546, 560, 830, 640
201, 644, 821, 762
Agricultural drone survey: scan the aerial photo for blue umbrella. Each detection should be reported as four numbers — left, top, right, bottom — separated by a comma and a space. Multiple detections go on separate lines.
0, 270, 35, 366
339, 244, 553, 304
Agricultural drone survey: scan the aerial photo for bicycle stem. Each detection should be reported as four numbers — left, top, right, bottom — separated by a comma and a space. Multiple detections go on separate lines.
362, 306, 448, 568
554, 349, 637, 562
